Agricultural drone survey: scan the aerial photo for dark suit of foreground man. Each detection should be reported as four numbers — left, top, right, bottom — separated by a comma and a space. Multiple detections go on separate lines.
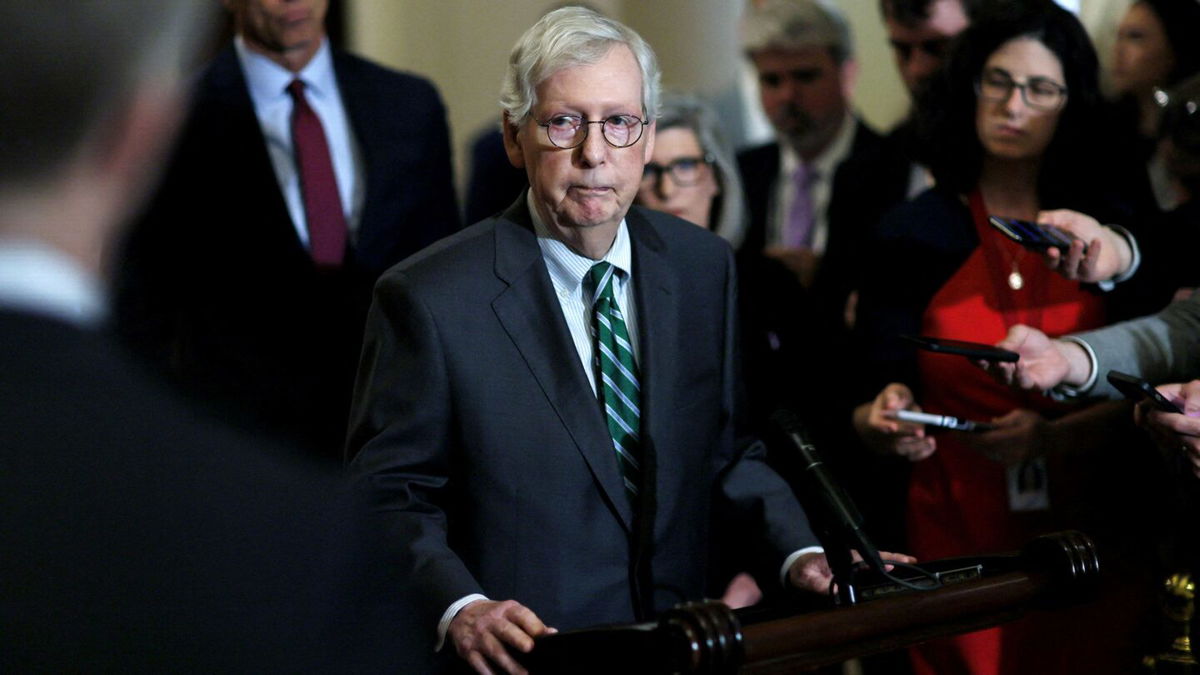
346, 8, 908, 674
0, 3, 407, 671
115, 0, 458, 460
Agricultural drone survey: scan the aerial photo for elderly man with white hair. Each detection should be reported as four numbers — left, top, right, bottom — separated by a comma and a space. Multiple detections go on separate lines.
346, 7, 909, 674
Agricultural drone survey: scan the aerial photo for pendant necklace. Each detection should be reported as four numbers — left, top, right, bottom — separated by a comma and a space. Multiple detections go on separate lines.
1008, 261, 1024, 290
1003, 243, 1026, 291
969, 190, 1047, 330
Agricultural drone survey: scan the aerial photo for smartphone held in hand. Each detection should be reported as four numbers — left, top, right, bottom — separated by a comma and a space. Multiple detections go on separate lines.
1106, 370, 1182, 413
988, 215, 1086, 254
900, 335, 1019, 363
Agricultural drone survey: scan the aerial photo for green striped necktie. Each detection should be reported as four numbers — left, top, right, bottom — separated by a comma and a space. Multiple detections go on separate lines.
587, 261, 642, 503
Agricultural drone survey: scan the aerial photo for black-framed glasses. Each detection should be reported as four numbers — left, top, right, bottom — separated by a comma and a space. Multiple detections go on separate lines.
641, 155, 713, 187
974, 69, 1067, 111
536, 114, 648, 149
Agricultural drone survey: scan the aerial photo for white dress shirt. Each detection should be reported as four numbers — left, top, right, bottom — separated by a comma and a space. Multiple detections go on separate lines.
529, 191, 640, 391
0, 238, 105, 327
767, 111, 858, 254
235, 36, 364, 246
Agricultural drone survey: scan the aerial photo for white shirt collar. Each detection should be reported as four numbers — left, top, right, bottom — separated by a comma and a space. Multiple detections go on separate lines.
0, 238, 106, 327
235, 34, 336, 101
526, 190, 633, 292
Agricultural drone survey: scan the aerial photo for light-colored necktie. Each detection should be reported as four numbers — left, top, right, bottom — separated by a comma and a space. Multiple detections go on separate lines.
587, 262, 641, 503
784, 163, 817, 249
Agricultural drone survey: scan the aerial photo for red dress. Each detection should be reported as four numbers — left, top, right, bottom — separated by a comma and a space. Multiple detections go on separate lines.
908, 192, 1106, 675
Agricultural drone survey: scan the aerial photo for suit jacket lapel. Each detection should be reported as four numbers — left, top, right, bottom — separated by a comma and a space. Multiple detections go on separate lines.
205, 46, 309, 262
330, 51, 379, 266
627, 208, 680, 508
490, 199, 635, 532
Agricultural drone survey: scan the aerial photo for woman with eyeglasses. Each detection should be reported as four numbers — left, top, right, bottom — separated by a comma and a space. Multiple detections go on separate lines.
635, 95, 746, 247
852, 2, 1151, 672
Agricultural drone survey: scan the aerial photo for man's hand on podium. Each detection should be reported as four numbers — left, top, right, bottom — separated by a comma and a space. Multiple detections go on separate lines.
450, 599, 556, 675
788, 550, 918, 595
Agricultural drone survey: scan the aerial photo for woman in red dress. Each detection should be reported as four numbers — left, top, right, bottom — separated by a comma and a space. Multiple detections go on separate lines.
852, 2, 1149, 673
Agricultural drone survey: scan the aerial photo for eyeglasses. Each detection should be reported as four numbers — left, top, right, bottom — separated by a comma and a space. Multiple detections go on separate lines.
536, 114, 649, 149
641, 155, 713, 187
974, 69, 1067, 111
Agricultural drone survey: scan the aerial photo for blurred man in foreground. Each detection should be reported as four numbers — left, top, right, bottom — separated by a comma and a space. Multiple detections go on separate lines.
0, 2, 405, 670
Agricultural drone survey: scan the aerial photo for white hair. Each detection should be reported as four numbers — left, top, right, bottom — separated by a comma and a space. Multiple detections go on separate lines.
740, 0, 854, 63
655, 94, 748, 248
500, 6, 662, 126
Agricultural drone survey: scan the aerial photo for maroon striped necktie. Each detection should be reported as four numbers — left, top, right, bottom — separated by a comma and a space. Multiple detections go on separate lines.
287, 79, 347, 269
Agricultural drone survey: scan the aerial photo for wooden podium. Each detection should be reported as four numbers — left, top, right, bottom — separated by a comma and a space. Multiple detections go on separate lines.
518, 531, 1100, 674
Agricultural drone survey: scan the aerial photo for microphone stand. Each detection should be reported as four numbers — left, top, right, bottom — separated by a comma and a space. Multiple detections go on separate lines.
772, 410, 886, 606
825, 530, 860, 606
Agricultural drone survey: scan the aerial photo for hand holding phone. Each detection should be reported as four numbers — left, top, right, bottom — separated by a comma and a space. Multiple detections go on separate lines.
888, 409, 996, 432
1036, 209, 1135, 285
988, 216, 1086, 254
1106, 370, 1182, 413
901, 335, 1019, 363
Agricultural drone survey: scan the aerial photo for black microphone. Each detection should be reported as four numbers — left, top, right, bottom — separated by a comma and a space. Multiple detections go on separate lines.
771, 409, 884, 573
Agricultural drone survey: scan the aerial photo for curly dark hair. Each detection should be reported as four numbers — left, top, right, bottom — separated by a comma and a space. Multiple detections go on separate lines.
914, 0, 1101, 204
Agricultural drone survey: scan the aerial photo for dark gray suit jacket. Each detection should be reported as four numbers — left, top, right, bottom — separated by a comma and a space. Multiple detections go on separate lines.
346, 199, 817, 642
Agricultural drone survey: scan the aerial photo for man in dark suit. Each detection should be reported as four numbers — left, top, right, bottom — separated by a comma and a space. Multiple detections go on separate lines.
738, 0, 909, 290
0, 3, 413, 671
347, 8, 910, 674
736, 0, 910, 429
735, 2, 915, 575
115, 0, 459, 461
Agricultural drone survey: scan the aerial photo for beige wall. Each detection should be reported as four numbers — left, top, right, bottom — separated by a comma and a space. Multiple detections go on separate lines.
345, 1, 913, 201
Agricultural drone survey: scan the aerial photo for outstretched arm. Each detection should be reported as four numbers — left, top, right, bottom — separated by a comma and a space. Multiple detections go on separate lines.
986, 324, 1094, 392
1035, 209, 1136, 285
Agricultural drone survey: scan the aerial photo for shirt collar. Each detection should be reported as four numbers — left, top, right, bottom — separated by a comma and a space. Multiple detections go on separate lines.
527, 190, 633, 293
234, 34, 336, 100
0, 238, 106, 327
